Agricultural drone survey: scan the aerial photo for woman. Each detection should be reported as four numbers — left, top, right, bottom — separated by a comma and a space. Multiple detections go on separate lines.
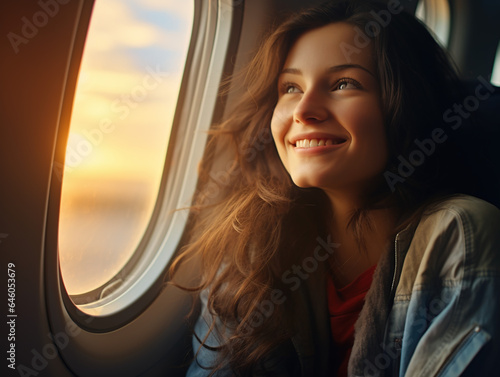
170, 1, 500, 376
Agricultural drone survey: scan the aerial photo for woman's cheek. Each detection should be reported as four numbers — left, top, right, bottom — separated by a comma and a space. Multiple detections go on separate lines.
270, 118, 289, 170
271, 101, 290, 125
270, 107, 288, 146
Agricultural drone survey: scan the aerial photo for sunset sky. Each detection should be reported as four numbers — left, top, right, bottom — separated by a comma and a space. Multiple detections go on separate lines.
64, 0, 193, 181
59, 0, 193, 296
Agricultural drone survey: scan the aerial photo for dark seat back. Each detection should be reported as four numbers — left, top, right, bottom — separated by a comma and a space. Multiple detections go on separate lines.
457, 80, 500, 208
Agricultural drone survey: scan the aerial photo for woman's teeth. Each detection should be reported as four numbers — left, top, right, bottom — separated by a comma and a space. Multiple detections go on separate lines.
295, 139, 344, 148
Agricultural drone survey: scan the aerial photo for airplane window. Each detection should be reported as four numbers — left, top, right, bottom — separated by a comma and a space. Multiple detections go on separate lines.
58, 0, 193, 299
492, 42, 500, 86
415, 0, 450, 47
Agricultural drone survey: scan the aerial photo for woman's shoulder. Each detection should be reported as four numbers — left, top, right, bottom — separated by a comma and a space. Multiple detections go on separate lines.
420, 194, 500, 230
430, 193, 499, 213
409, 194, 500, 272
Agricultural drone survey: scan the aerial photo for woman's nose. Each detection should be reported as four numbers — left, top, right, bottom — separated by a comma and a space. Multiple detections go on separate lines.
293, 90, 329, 125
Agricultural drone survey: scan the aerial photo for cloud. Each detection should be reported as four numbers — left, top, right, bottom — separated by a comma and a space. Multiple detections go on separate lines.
138, 0, 194, 20
85, 0, 192, 55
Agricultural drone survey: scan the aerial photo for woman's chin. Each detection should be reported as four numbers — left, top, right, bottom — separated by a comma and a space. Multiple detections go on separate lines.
290, 176, 330, 190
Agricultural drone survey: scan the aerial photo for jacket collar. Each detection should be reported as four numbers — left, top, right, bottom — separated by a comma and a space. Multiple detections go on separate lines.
348, 224, 417, 377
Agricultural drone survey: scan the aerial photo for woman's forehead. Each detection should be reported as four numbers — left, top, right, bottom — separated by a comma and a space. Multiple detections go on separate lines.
283, 22, 376, 75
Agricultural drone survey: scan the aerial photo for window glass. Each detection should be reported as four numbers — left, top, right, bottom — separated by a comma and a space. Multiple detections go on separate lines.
58, 0, 193, 297
415, 0, 451, 47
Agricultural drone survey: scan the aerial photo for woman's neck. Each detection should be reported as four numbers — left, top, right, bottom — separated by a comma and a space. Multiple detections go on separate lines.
325, 190, 398, 288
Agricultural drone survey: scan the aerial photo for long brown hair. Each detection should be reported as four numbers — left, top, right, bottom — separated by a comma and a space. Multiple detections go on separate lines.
169, 1, 468, 375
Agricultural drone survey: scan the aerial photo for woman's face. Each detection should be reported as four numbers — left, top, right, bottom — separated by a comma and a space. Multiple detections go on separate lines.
271, 22, 387, 196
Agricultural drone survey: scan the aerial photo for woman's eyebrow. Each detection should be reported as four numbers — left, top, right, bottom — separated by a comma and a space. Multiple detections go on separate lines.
280, 64, 374, 77
280, 67, 302, 75
328, 64, 375, 77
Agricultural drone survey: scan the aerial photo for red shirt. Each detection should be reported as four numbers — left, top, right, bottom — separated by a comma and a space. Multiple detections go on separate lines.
327, 265, 376, 377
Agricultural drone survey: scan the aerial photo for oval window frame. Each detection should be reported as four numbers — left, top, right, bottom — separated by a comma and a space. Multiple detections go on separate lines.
46, 0, 242, 335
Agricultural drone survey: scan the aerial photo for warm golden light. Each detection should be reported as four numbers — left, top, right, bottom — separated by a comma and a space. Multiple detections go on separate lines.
58, 0, 193, 296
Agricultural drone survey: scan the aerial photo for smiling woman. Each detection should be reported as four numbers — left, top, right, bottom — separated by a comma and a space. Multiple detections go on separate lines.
169, 1, 500, 376
270, 22, 389, 287
58, 0, 193, 299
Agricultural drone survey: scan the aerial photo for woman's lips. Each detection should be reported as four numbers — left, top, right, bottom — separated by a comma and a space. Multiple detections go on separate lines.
292, 137, 347, 155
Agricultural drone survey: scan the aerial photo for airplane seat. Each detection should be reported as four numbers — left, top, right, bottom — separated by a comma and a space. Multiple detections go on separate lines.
454, 79, 500, 208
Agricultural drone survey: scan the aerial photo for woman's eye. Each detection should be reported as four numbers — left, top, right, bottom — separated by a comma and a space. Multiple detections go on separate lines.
279, 81, 301, 95
335, 78, 360, 91
338, 82, 354, 90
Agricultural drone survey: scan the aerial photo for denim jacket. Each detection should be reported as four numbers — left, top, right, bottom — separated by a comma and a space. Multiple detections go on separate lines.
187, 195, 500, 376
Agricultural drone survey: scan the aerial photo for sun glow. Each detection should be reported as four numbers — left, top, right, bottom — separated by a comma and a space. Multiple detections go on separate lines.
58, 0, 193, 296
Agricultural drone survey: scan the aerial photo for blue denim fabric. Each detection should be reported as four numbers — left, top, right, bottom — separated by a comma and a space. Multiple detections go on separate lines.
187, 289, 232, 376
357, 195, 500, 377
